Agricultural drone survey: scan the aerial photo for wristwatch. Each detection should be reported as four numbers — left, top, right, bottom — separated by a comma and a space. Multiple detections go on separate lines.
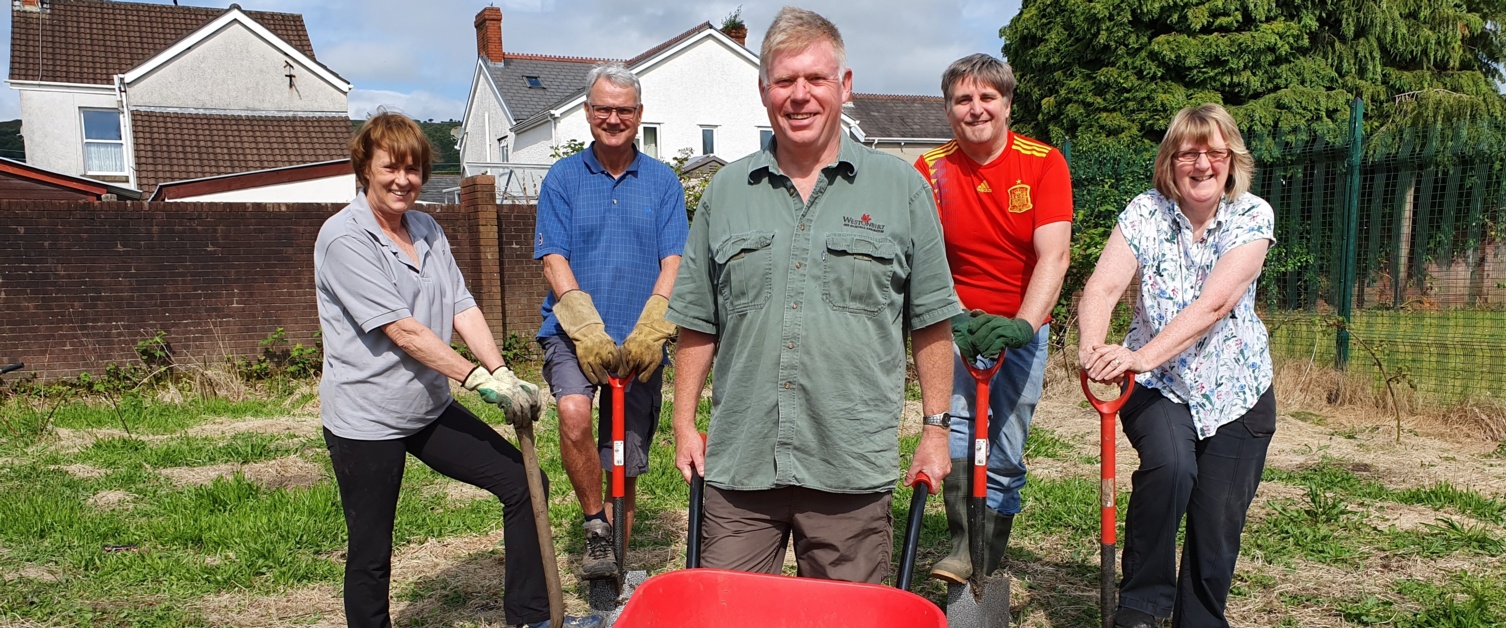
922, 412, 950, 428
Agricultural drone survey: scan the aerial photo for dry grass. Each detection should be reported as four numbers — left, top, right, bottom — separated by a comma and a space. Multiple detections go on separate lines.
86, 490, 136, 511
157, 455, 326, 490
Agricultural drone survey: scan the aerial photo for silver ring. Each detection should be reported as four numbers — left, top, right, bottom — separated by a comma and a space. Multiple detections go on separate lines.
1112, 359, 1121, 365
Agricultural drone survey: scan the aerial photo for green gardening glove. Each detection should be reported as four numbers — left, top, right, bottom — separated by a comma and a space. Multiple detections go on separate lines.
951, 311, 980, 361
966, 314, 1035, 360
463, 366, 539, 428
491, 365, 548, 427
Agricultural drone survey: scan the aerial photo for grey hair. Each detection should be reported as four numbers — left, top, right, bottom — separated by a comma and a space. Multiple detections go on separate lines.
760, 6, 846, 83
941, 53, 1016, 103
585, 62, 641, 103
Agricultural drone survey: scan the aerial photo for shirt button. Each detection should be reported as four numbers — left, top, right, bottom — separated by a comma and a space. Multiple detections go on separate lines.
612, 198, 618, 205
787, 341, 795, 349
795, 262, 802, 269
784, 382, 792, 389
791, 302, 799, 309
798, 224, 806, 231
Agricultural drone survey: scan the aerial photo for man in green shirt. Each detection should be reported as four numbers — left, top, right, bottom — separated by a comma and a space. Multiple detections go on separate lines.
666, 6, 961, 584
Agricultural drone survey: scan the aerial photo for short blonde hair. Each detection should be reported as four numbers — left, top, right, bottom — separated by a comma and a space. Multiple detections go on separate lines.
350, 111, 432, 189
759, 6, 846, 83
1153, 104, 1254, 204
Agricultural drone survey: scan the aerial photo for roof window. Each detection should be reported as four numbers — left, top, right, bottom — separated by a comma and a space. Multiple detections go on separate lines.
524, 76, 543, 88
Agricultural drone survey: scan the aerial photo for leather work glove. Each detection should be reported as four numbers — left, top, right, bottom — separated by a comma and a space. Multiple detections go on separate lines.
620, 294, 676, 383
464, 365, 538, 428
553, 290, 621, 385
951, 311, 980, 362
967, 313, 1035, 360
491, 365, 549, 427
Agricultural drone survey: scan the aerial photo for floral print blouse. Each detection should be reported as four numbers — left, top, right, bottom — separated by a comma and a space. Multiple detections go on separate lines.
1119, 190, 1276, 439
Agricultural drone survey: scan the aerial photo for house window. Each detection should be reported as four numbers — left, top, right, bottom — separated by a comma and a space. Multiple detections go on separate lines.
496, 137, 509, 163
524, 76, 543, 88
701, 127, 716, 155
759, 128, 773, 148
81, 109, 125, 175
638, 125, 660, 159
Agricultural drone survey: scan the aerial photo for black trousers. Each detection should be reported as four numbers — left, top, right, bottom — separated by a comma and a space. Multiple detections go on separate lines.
324, 402, 549, 627
1117, 385, 1275, 628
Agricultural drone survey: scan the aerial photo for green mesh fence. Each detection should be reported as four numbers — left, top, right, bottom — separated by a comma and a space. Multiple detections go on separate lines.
1066, 112, 1506, 405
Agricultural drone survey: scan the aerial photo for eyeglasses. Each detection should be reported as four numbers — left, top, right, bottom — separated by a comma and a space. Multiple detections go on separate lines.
1174, 149, 1232, 163
588, 104, 640, 120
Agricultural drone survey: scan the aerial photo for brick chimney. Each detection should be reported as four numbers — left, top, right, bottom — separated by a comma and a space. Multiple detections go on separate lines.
475, 7, 504, 63
721, 23, 748, 47
19, 0, 43, 12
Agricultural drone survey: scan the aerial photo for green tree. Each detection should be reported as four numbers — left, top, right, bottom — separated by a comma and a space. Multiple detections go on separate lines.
1002, 0, 1506, 145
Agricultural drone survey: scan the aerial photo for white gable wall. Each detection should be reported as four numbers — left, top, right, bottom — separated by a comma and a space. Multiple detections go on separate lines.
459, 71, 512, 165
16, 87, 119, 178
504, 36, 768, 168
126, 21, 346, 113
167, 173, 356, 202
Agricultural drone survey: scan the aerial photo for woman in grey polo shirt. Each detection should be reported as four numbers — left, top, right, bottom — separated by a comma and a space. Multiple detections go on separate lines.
315, 112, 592, 628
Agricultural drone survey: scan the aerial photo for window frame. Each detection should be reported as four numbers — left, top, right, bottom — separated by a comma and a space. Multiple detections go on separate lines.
638, 124, 661, 160
701, 126, 717, 156
79, 108, 126, 176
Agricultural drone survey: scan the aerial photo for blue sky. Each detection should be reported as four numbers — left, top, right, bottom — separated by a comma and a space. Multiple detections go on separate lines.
2, 0, 1023, 122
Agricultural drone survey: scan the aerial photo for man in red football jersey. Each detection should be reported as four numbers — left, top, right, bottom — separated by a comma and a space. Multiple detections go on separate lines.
915, 53, 1073, 585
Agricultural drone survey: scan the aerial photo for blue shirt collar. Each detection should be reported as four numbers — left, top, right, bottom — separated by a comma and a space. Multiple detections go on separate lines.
582, 142, 643, 177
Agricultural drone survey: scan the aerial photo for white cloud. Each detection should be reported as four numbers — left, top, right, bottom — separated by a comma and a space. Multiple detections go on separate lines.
348, 88, 466, 122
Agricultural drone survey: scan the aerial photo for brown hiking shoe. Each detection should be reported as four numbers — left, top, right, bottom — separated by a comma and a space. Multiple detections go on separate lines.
580, 519, 616, 579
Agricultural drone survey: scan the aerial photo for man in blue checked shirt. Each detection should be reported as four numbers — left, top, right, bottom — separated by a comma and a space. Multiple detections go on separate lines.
534, 62, 689, 580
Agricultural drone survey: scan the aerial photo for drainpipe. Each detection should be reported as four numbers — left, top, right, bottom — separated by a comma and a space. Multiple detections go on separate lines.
115, 74, 138, 191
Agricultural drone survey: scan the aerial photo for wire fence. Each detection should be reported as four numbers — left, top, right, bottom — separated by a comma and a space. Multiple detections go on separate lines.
1066, 104, 1506, 405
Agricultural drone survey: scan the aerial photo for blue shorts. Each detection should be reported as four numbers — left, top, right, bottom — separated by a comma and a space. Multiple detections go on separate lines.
538, 334, 663, 477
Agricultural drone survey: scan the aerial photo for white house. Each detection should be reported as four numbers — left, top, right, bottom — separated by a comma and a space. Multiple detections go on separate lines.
6, 0, 353, 198
457, 8, 951, 200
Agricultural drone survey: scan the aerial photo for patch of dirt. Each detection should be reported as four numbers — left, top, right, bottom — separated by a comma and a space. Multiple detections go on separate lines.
87, 490, 135, 511
183, 416, 316, 439
52, 464, 107, 479
898, 399, 923, 439
424, 481, 494, 504
1, 564, 60, 583
158, 455, 325, 490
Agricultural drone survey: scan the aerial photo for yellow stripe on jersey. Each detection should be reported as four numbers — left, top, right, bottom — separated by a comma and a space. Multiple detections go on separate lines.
1012, 137, 1052, 158
921, 141, 960, 167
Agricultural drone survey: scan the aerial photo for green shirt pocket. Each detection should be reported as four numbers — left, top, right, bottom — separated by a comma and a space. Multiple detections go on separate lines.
822, 233, 897, 316
713, 231, 776, 315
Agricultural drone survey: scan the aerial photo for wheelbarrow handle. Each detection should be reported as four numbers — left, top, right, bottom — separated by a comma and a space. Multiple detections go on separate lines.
896, 471, 934, 592
686, 432, 708, 569
0, 362, 22, 376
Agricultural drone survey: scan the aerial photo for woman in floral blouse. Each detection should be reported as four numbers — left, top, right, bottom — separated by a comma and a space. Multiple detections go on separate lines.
1077, 103, 1276, 628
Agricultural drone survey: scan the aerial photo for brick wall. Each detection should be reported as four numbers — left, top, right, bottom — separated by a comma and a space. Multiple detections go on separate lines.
0, 176, 540, 381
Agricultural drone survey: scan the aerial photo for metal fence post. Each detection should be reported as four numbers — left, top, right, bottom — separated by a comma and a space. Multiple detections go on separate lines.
1336, 97, 1364, 369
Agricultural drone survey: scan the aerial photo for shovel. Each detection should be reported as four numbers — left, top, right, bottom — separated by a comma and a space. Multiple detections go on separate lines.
1080, 370, 1135, 628
515, 417, 565, 628
587, 373, 650, 617
687, 432, 707, 569
946, 355, 1009, 628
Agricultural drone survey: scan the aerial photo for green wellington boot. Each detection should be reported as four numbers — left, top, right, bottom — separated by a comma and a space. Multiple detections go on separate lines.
929, 459, 972, 584
980, 509, 1014, 577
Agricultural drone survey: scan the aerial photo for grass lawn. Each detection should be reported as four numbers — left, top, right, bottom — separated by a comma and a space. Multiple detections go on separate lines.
2, 373, 1505, 626
1265, 309, 1506, 404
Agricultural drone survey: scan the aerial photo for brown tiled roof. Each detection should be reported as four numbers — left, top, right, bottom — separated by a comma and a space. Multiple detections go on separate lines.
9, 0, 317, 86
131, 111, 350, 194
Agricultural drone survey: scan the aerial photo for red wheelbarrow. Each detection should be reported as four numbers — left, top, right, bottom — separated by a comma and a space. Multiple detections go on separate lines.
613, 441, 945, 627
